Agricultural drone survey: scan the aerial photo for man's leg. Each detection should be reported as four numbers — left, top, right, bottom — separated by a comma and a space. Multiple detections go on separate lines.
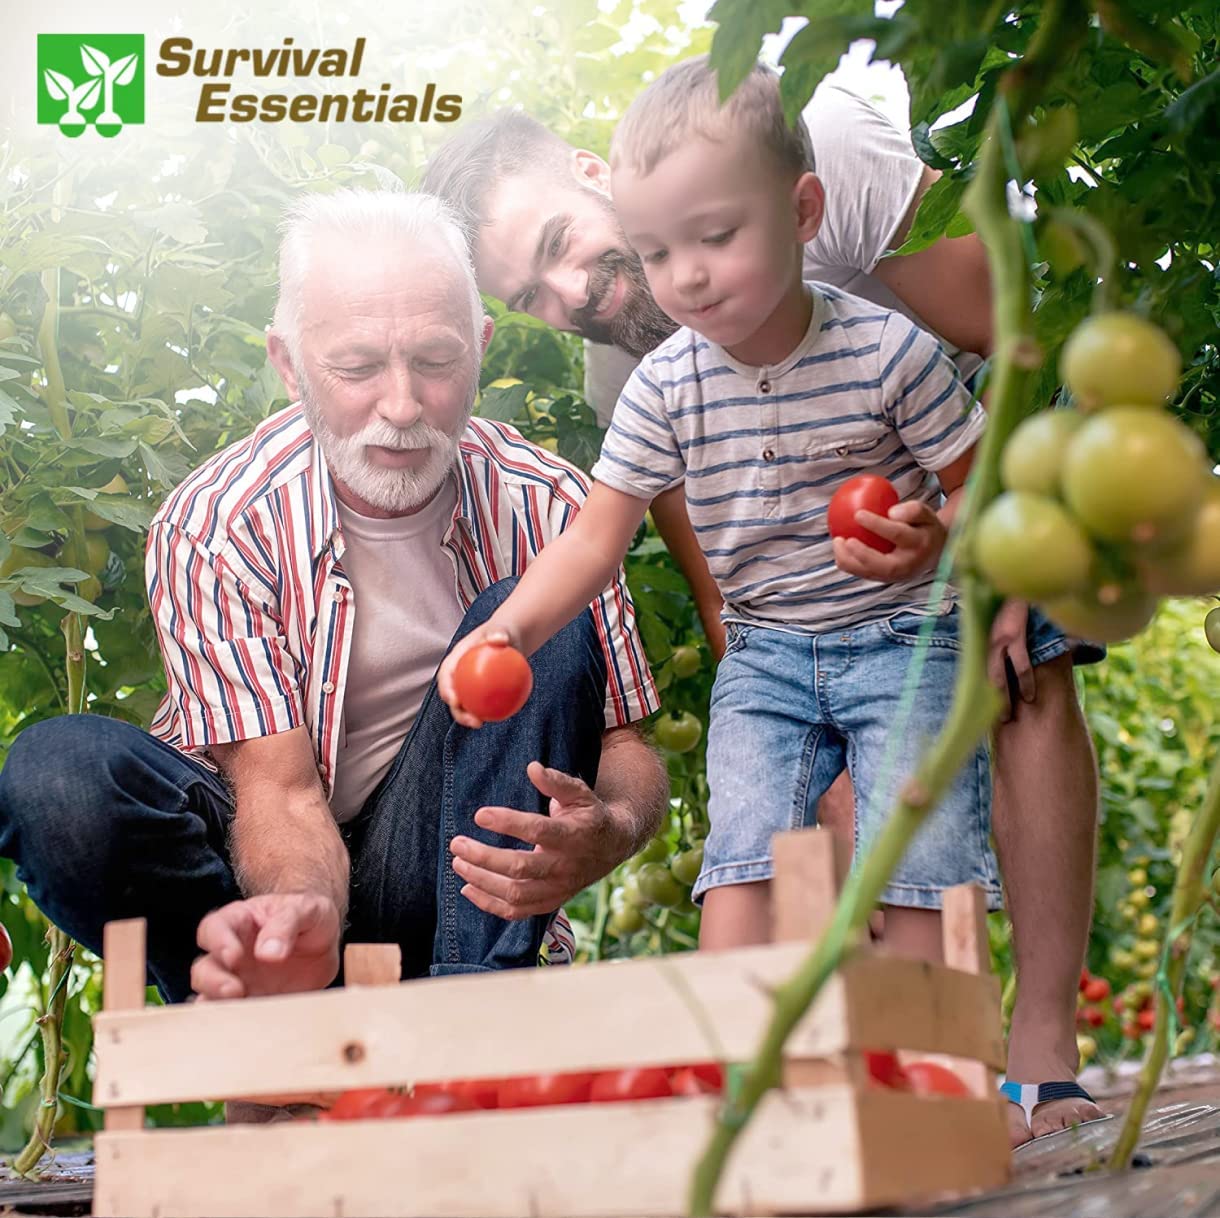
0, 714, 239, 1002
347, 578, 608, 978
994, 652, 1102, 1143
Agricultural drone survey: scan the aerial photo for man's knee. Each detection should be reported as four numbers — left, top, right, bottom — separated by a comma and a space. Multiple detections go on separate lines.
0, 715, 140, 861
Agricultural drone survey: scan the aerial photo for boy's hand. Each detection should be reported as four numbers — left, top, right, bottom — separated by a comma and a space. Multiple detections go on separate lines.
437, 621, 521, 729
832, 500, 947, 583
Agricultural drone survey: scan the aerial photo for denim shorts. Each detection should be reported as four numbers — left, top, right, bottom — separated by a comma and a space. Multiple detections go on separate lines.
1027, 604, 1106, 667
695, 606, 1003, 911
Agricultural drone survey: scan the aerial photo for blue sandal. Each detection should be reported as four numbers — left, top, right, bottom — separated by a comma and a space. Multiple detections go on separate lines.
1001, 1079, 1108, 1132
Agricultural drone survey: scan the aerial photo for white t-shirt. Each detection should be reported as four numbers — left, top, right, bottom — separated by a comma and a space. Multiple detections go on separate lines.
330, 481, 464, 821
584, 83, 985, 426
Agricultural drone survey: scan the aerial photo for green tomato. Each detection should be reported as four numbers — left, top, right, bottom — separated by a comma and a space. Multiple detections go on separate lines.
654, 710, 703, 754
1060, 312, 1182, 411
1141, 480, 1220, 596
634, 837, 669, 865
1043, 583, 1158, 645
0, 547, 56, 606
670, 645, 701, 679
1000, 410, 1082, 498
620, 872, 649, 910
636, 862, 685, 908
669, 844, 704, 887
608, 902, 645, 937
1062, 408, 1206, 545
1205, 607, 1220, 654
974, 492, 1094, 600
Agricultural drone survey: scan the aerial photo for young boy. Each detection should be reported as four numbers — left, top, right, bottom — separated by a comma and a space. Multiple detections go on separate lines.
439, 57, 1000, 961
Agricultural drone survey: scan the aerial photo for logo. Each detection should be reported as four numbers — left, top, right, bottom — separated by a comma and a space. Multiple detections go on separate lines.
37, 34, 145, 137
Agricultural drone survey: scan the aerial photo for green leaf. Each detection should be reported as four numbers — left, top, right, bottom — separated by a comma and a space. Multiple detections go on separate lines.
63, 490, 154, 533
889, 172, 970, 256
707, 0, 790, 102
477, 382, 530, 423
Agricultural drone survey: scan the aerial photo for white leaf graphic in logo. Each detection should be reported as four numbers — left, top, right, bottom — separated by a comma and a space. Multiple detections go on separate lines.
76, 77, 102, 111
113, 52, 139, 88
80, 44, 111, 76
43, 68, 74, 102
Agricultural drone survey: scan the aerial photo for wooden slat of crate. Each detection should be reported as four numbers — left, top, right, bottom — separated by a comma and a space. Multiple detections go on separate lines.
93, 945, 1002, 1108
93, 1087, 1007, 1218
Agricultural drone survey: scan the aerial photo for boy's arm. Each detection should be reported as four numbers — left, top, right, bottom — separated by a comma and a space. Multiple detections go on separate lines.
438, 481, 651, 727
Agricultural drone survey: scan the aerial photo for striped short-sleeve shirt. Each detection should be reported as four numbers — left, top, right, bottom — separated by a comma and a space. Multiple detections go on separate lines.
591, 284, 986, 634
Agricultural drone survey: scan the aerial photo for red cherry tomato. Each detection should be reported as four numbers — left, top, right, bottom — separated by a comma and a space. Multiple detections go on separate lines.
863, 1050, 911, 1090
1083, 977, 1111, 1003
453, 642, 534, 721
444, 1078, 501, 1110
827, 475, 899, 554
0, 921, 12, 973
670, 1062, 725, 1096
1079, 1005, 1105, 1028
323, 1087, 404, 1121
1079, 968, 1091, 993
1138, 1008, 1157, 1032
498, 1072, 594, 1109
589, 1068, 672, 1103
904, 1061, 970, 1097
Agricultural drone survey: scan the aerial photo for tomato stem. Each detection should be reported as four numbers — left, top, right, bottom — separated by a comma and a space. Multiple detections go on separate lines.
1109, 756, 1220, 1168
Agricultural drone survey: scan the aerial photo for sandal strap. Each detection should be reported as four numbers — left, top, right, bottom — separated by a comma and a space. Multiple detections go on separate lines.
1001, 1079, 1096, 1126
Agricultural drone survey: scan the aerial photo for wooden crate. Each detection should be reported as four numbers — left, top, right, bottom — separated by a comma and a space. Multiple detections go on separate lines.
92, 829, 1010, 1217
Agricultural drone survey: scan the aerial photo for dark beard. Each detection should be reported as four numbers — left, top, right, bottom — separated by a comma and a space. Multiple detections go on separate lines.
570, 248, 678, 359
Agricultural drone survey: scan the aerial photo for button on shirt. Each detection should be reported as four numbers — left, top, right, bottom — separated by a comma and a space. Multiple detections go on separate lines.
148, 405, 656, 779
591, 284, 986, 634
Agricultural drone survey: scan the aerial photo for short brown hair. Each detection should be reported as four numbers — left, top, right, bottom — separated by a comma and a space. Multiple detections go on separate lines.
610, 56, 814, 180
421, 112, 574, 256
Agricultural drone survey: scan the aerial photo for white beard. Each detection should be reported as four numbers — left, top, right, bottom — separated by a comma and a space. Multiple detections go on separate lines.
300, 379, 470, 513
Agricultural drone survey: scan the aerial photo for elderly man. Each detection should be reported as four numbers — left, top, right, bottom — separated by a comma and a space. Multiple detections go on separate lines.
0, 190, 667, 1012
422, 88, 1103, 1146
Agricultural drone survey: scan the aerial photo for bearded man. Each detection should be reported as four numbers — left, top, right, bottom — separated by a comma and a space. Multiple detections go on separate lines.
0, 190, 667, 1014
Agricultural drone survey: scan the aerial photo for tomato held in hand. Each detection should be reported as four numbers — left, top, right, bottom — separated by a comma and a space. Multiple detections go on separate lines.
827, 475, 899, 554
0, 921, 11, 972
589, 1067, 673, 1103
452, 643, 533, 721
498, 1072, 594, 1109
903, 1061, 970, 1097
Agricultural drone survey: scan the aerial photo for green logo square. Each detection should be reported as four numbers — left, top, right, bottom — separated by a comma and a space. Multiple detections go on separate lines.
37, 34, 145, 137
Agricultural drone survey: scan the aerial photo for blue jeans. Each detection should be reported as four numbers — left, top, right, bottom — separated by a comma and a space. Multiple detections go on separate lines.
698, 607, 1002, 911
0, 579, 607, 1002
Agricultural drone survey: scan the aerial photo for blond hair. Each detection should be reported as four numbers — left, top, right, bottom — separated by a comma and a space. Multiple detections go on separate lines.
610, 56, 814, 180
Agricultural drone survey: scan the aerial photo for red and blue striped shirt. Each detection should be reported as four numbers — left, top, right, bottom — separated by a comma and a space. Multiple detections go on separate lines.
145, 404, 660, 962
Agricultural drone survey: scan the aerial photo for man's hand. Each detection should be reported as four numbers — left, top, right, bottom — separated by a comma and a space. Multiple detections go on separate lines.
449, 761, 633, 919
832, 500, 947, 583
191, 893, 342, 1000
436, 623, 521, 729
988, 599, 1034, 721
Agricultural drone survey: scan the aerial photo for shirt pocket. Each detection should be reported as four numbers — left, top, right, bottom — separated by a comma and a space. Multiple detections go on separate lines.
803, 428, 891, 470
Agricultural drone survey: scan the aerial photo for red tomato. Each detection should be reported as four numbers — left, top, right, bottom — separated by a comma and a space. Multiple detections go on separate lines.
453, 643, 533, 721
1083, 977, 1111, 1003
1138, 1008, 1156, 1032
903, 1061, 970, 1097
394, 1090, 478, 1117
323, 1087, 403, 1121
498, 1072, 594, 1109
1080, 1006, 1105, 1028
1079, 968, 1091, 993
0, 921, 11, 973
827, 475, 899, 554
445, 1078, 501, 1110
864, 1050, 911, 1090
670, 1062, 725, 1096
590, 1068, 672, 1103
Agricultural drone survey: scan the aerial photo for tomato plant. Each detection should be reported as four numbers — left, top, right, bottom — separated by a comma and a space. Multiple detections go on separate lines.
827, 475, 899, 554
589, 1067, 672, 1103
452, 643, 534, 722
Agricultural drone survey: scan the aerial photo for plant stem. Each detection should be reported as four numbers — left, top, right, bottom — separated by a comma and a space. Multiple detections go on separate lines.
11, 927, 74, 1177
689, 6, 1088, 1211
1108, 758, 1220, 1169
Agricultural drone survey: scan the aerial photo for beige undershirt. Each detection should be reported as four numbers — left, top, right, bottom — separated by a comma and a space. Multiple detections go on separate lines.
330, 480, 463, 822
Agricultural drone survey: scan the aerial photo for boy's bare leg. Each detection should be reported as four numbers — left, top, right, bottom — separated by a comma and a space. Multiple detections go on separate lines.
881, 906, 943, 962
699, 882, 772, 950
994, 654, 1102, 1145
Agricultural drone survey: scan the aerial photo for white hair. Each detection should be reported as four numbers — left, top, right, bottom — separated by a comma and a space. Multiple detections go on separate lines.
272, 188, 483, 369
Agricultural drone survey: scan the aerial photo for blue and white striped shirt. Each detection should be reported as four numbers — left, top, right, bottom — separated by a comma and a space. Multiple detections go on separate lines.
591, 284, 986, 634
